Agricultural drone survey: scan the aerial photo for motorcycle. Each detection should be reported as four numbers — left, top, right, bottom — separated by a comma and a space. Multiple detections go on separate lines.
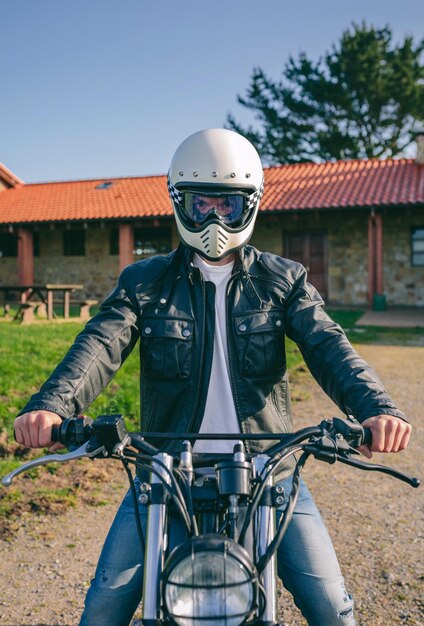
2, 414, 420, 626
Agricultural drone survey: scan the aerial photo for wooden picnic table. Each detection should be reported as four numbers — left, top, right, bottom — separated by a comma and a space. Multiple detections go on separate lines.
44, 284, 84, 319
0, 284, 84, 320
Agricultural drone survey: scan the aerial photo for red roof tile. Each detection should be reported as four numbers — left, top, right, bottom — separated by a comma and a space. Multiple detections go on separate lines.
0, 158, 422, 225
263, 158, 423, 211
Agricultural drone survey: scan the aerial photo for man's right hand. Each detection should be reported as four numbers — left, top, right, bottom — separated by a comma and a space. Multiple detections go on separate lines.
14, 411, 63, 451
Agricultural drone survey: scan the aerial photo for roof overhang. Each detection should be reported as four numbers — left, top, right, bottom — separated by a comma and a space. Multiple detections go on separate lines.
0, 163, 24, 188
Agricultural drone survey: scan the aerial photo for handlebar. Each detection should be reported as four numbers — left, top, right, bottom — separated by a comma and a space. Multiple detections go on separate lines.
47, 415, 420, 491
50, 415, 372, 452
3, 414, 419, 489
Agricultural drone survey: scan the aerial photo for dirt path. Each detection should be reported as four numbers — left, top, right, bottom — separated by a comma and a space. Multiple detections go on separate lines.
0, 344, 423, 626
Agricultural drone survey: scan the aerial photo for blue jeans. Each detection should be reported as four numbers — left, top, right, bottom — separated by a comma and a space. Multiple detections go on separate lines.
79, 476, 355, 626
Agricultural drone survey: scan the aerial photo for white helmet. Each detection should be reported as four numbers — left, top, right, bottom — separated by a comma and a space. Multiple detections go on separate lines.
167, 128, 264, 261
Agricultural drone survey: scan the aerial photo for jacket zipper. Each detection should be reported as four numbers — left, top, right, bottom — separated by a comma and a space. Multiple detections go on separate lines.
187, 268, 206, 434
225, 272, 249, 452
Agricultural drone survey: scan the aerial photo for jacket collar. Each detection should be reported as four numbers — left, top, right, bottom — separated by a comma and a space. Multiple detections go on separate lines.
180, 244, 263, 309
181, 243, 247, 274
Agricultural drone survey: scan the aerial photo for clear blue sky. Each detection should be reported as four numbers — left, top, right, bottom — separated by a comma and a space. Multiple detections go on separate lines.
1, 0, 423, 183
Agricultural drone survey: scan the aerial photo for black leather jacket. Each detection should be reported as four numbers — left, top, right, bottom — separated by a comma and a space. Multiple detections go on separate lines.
21, 245, 406, 477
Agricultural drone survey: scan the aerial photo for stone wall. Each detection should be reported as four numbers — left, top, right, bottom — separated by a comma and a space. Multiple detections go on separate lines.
0, 222, 180, 303
325, 213, 369, 306
253, 210, 369, 305
0, 258, 18, 286
33, 226, 119, 300
250, 214, 283, 254
383, 208, 424, 306
253, 208, 424, 306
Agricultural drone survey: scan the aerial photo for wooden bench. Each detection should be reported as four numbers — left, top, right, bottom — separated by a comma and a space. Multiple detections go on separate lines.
37, 298, 99, 320
34, 302, 48, 318
2, 301, 39, 322
17, 302, 37, 324
77, 299, 99, 321
42, 298, 99, 321
2, 298, 98, 322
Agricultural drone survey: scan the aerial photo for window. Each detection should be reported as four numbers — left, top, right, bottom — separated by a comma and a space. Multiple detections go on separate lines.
110, 228, 119, 255
0, 233, 18, 257
133, 227, 172, 257
63, 229, 86, 256
412, 228, 424, 266
96, 181, 114, 190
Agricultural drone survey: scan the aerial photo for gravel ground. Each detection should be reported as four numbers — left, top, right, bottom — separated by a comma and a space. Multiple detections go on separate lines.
0, 344, 423, 626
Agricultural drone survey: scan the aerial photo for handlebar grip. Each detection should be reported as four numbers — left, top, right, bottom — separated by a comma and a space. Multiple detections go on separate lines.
51, 423, 61, 443
50, 417, 93, 448
363, 427, 372, 447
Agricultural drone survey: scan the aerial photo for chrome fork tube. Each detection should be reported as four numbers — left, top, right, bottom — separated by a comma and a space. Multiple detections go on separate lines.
252, 455, 277, 624
141, 452, 174, 621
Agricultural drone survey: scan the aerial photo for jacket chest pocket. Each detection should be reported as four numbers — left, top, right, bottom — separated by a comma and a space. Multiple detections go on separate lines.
234, 310, 285, 378
140, 317, 194, 381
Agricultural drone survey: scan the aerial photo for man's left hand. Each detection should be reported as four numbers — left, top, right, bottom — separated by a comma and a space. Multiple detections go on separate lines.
358, 414, 412, 459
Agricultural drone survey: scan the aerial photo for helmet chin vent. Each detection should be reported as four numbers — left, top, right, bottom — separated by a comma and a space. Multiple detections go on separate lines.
217, 230, 229, 253
198, 226, 229, 256
200, 229, 211, 254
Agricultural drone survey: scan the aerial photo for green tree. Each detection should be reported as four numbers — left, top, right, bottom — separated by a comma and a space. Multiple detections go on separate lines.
227, 23, 424, 164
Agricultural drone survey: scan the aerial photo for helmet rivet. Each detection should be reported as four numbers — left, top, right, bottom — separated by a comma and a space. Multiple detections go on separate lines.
245, 173, 251, 178
193, 171, 198, 177
212, 171, 217, 177
230, 172, 236, 178
179, 171, 184, 176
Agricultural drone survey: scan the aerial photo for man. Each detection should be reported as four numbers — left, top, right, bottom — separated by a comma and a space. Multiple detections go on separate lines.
14, 129, 411, 625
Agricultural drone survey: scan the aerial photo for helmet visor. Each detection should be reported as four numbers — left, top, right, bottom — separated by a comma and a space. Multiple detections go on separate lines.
183, 192, 246, 225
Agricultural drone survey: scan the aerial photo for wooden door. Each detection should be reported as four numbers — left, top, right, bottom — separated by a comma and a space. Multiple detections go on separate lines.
284, 231, 328, 300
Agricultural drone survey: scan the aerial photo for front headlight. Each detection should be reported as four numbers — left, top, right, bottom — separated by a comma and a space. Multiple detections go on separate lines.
163, 534, 257, 626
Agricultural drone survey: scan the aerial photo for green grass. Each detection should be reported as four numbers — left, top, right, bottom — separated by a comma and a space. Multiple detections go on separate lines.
286, 338, 303, 370
327, 309, 424, 345
0, 322, 141, 439
0, 487, 23, 516
326, 309, 365, 328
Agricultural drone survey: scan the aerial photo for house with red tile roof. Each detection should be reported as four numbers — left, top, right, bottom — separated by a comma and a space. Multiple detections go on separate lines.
0, 146, 423, 308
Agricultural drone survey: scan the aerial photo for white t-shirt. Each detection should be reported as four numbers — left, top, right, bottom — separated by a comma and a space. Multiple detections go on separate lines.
192, 254, 241, 453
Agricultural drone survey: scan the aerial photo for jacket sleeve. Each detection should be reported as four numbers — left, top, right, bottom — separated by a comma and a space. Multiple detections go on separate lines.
18, 270, 140, 419
283, 266, 408, 423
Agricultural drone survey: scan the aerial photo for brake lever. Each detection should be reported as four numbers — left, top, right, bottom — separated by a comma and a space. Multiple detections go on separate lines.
335, 453, 420, 488
1, 442, 107, 487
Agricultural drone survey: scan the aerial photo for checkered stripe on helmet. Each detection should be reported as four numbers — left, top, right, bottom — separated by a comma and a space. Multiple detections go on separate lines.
246, 179, 264, 210
168, 175, 264, 210
167, 177, 183, 205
